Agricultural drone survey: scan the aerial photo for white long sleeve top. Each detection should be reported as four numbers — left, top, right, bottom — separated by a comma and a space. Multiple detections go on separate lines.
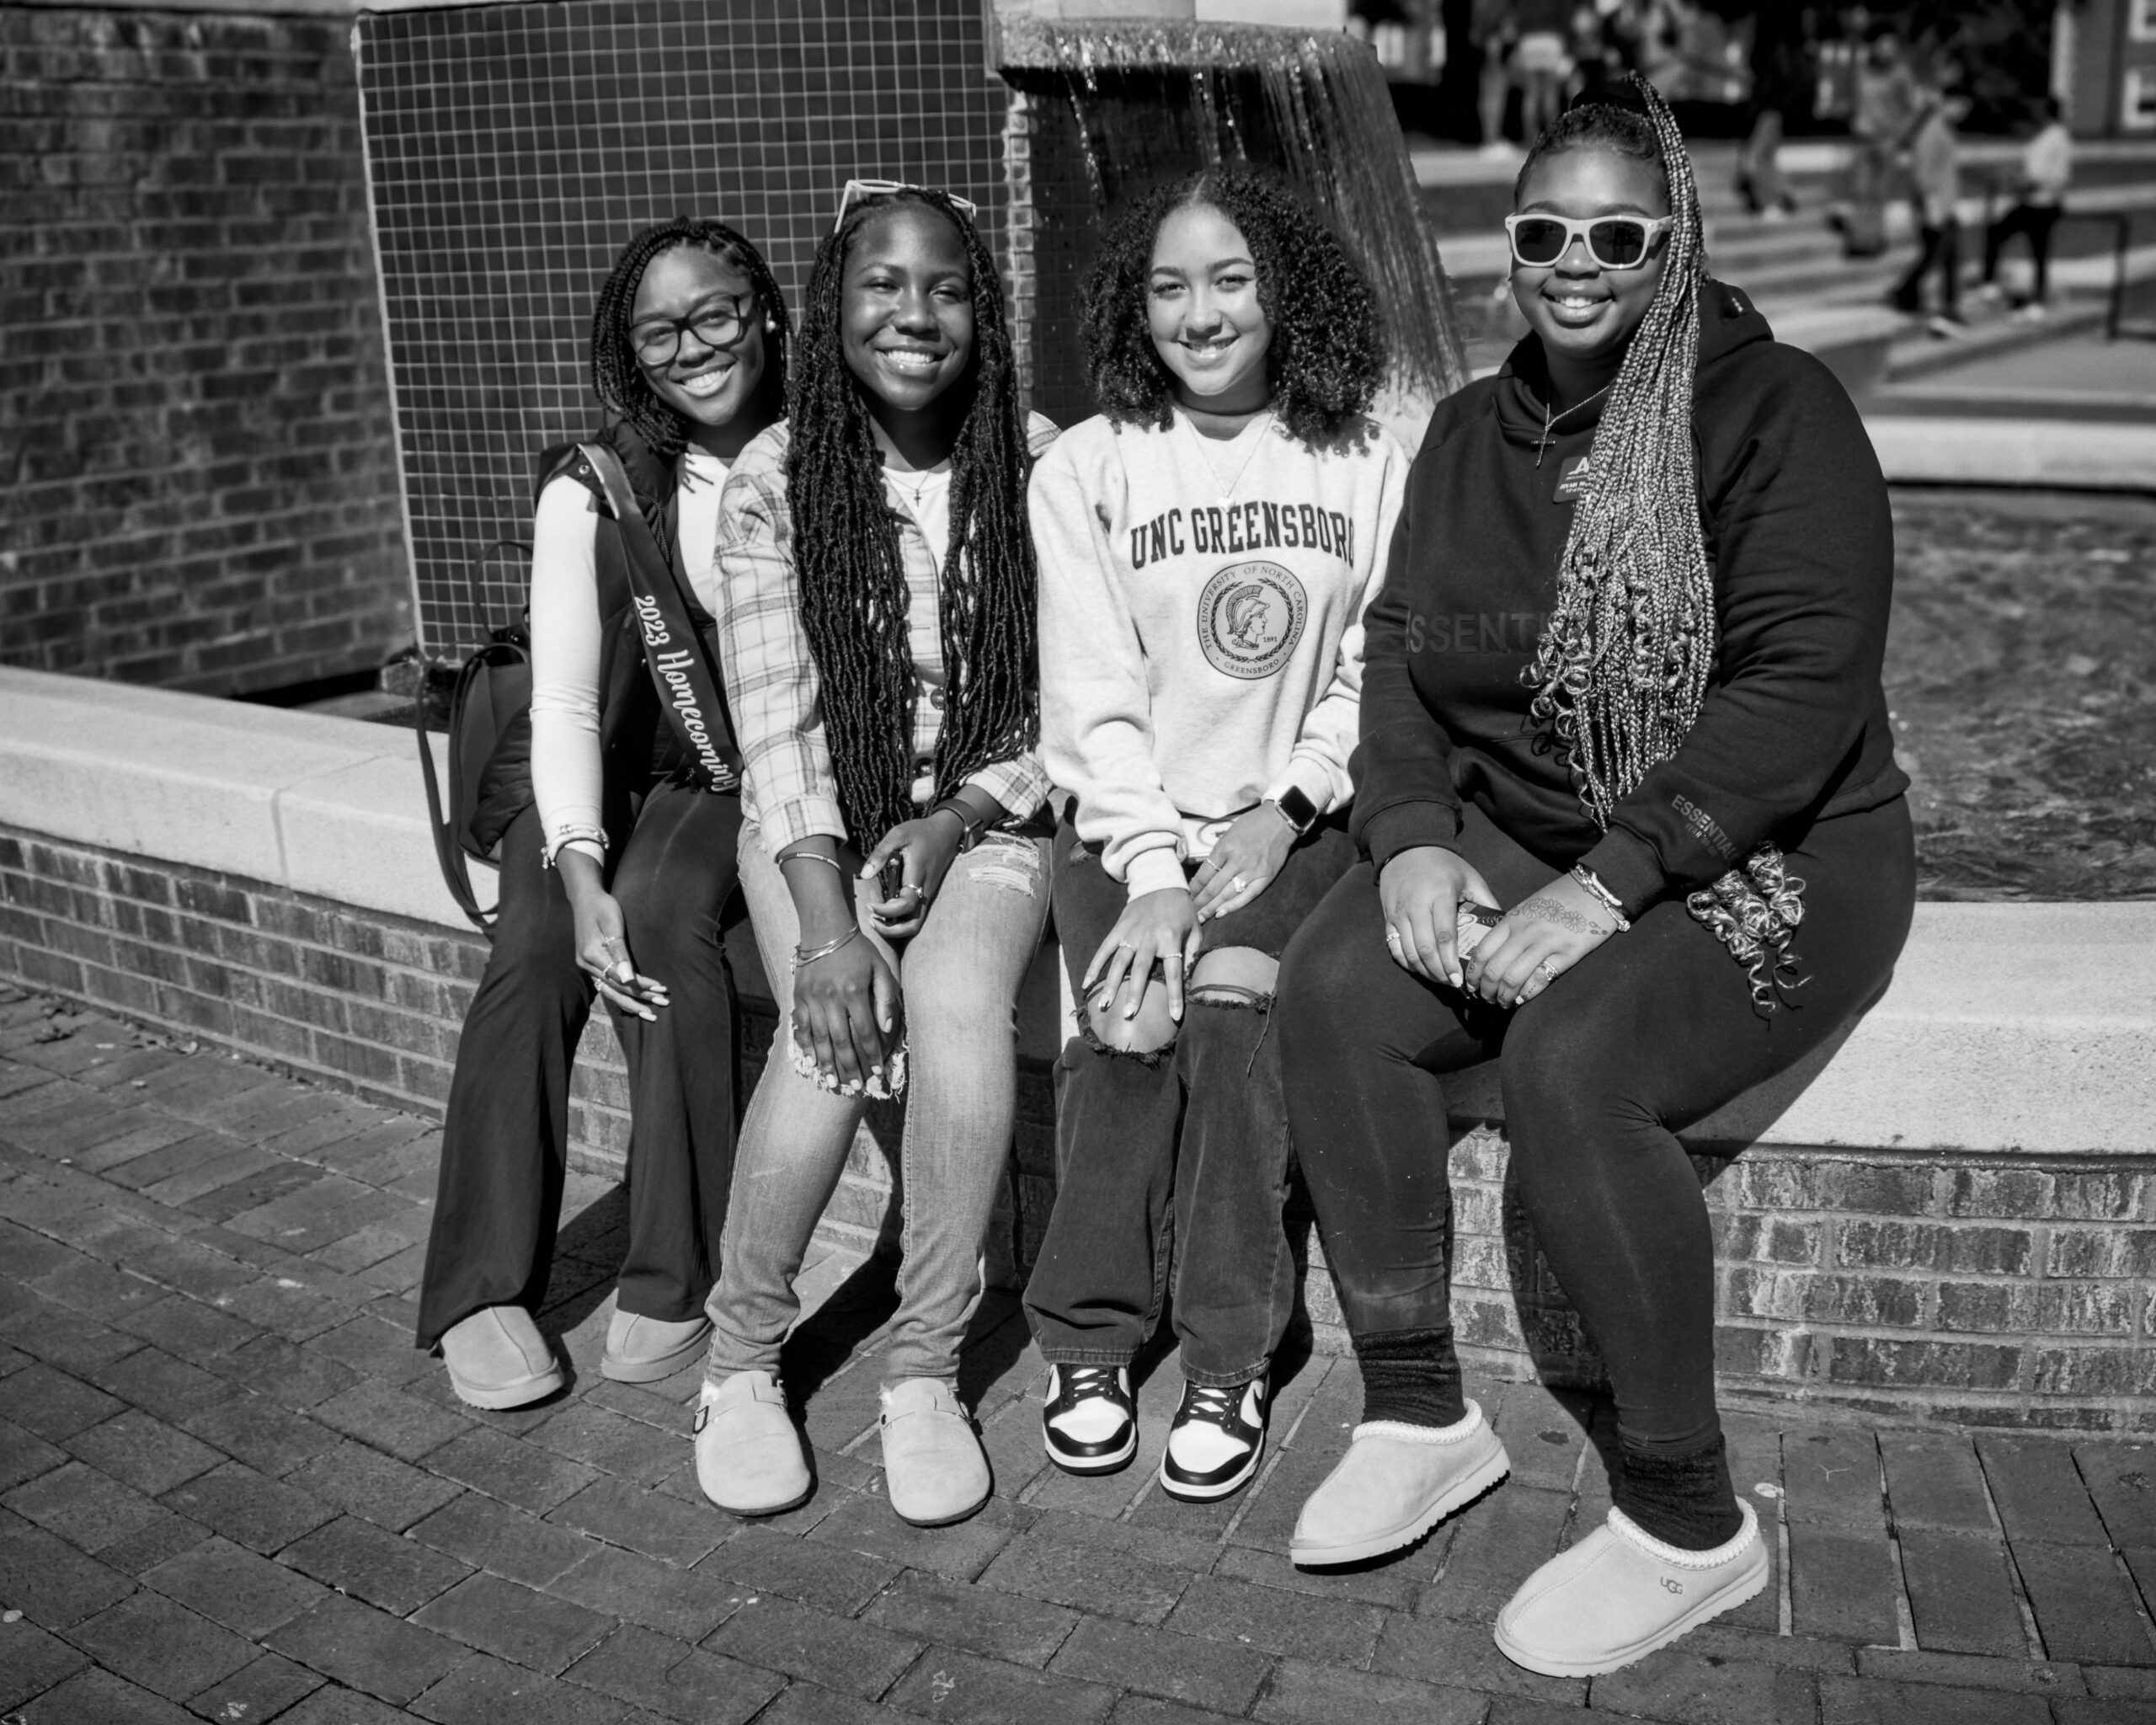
528, 445, 728, 864
1033, 408, 1408, 900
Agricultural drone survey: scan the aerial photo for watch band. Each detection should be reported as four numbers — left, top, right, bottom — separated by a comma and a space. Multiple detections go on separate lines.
1266, 786, 1319, 836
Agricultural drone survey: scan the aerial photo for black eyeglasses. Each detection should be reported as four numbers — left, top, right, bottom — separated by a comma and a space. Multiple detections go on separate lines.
630, 296, 754, 366
1504, 213, 1673, 270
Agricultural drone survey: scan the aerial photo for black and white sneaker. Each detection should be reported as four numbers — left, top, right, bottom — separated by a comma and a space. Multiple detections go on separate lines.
1159, 1375, 1267, 1502
1041, 1365, 1137, 1474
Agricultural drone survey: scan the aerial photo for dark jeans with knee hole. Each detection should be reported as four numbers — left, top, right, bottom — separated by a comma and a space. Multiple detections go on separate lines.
415, 784, 744, 1352
1023, 811, 1354, 1387
1278, 798, 1914, 1509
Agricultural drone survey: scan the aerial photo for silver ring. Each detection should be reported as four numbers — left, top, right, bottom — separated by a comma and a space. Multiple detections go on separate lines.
1114, 940, 1136, 951
608, 960, 635, 985
1163, 953, 1185, 968
1230, 875, 1248, 895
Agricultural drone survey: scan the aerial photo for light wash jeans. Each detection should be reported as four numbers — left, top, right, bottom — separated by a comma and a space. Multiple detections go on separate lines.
704, 819, 1051, 1387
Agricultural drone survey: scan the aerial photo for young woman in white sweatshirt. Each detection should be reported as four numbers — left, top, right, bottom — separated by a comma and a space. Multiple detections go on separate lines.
1025, 167, 1408, 1501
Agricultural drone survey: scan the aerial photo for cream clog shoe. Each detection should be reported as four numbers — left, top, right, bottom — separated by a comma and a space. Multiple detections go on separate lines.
694, 1370, 813, 1516
440, 1305, 564, 1410
1290, 1399, 1510, 1567
1494, 1497, 1769, 1676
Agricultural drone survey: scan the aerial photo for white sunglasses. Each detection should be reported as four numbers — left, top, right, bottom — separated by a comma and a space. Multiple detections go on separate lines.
833, 179, 980, 232
1504, 212, 1673, 270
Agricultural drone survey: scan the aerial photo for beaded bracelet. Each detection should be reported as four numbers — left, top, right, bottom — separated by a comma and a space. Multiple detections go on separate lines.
1568, 865, 1631, 932
541, 825, 609, 869
792, 925, 861, 970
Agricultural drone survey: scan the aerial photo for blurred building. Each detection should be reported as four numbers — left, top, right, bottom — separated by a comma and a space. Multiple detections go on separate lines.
2061, 0, 2156, 134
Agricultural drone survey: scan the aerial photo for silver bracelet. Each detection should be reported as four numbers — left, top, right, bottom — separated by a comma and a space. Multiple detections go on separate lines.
781, 849, 848, 879
792, 925, 861, 970
541, 825, 609, 869
1569, 865, 1631, 932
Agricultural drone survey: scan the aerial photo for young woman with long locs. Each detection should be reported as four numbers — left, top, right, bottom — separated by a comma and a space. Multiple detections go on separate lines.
1024, 167, 1407, 1504
695, 185, 1055, 1528
416, 219, 786, 1407
1275, 77, 1914, 1671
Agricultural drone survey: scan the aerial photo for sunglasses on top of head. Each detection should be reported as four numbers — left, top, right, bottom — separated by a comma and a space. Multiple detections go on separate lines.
833, 179, 980, 232
1504, 213, 1673, 270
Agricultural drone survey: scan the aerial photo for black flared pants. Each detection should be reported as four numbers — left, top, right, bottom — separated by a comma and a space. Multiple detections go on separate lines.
415, 785, 743, 1350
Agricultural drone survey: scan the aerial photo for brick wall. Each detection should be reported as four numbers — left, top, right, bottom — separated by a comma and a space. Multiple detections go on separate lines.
3, 7, 409, 696
3, 818, 2153, 1429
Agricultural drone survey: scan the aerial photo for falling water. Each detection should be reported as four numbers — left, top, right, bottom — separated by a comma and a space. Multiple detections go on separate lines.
1001, 18, 1468, 406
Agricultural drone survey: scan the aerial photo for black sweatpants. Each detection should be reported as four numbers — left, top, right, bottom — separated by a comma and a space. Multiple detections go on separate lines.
415, 783, 744, 1351
1984, 202, 2061, 302
1278, 798, 1914, 1451
1892, 219, 1961, 316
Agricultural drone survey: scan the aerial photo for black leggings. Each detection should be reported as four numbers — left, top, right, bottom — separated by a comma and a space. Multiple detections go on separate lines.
416, 783, 744, 1350
1278, 798, 1914, 1450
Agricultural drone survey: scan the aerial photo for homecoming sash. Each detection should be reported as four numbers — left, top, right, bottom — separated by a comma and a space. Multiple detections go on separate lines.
574, 441, 740, 795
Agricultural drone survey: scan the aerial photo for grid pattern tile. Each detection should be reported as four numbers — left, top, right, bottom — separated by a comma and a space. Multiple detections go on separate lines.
355, 0, 1005, 654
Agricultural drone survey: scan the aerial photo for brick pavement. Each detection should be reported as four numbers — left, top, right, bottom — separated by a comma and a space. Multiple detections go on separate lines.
1, 985, 2153, 1724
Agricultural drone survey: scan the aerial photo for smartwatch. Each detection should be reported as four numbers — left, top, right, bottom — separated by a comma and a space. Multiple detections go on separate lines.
1265, 786, 1319, 836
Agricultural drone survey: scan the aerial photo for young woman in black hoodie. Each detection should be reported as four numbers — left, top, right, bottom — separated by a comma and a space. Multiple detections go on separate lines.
1276, 81, 1913, 1673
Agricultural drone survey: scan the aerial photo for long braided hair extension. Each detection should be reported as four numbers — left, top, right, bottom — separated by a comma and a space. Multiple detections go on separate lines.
786, 188, 1038, 848
1518, 76, 1806, 1007
590, 217, 790, 465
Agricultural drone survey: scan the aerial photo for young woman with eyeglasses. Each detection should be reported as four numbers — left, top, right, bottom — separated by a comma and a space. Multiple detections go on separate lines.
1275, 83, 1913, 1672
1023, 167, 1406, 1506
692, 184, 1054, 1529
416, 218, 786, 1409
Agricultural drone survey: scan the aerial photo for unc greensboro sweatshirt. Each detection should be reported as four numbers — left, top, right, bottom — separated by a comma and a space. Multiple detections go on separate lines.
1033, 408, 1408, 900
1353, 281, 1908, 916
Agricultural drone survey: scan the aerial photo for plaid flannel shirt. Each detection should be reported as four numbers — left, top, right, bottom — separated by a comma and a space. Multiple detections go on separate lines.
715, 414, 1058, 853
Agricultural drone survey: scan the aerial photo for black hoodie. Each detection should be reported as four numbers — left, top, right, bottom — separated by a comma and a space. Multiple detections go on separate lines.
1351, 280, 1908, 915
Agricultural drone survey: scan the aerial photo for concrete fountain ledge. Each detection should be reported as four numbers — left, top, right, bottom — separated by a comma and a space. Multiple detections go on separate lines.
3, 666, 2155, 1426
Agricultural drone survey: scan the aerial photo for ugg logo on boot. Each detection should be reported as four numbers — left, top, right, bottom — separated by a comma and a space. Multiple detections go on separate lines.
1660, 1578, 1683, 1594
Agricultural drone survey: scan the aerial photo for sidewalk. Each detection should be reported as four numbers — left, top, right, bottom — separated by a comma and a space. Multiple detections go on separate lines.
1, 986, 2153, 1723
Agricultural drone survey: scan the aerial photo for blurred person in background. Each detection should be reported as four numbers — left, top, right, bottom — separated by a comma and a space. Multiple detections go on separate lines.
1515, 0, 1578, 146
1737, 3, 1806, 217
1982, 93, 2072, 319
1842, 25, 1914, 258
1474, 0, 1521, 155
1891, 65, 1967, 335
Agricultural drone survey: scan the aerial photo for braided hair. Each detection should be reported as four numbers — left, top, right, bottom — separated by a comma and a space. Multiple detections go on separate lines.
785, 188, 1038, 848
1083, 165, 1385, 446
590, 217, 790, 463
1517, 77, 1806, 1007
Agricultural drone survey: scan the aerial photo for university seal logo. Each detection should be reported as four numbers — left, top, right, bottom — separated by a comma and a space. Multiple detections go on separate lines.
1197, 561, 1306, 680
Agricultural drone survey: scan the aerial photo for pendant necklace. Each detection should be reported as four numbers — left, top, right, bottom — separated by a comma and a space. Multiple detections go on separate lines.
1537, 382, 1614, 468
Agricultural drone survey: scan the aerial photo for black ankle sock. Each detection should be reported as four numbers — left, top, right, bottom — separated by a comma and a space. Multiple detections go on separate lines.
1353, 1327, 1467, 1428
1614, 1432, 1744, 1551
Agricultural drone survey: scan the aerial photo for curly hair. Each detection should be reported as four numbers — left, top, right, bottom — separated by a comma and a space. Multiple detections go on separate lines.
1081, 165, 1385, 446
589, 217, 789, 463
784, 188, 1038, 848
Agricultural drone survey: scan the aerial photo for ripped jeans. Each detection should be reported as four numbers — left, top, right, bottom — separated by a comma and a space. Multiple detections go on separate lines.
703, 818, 1051, 1387
1023, 812, 1354, 1386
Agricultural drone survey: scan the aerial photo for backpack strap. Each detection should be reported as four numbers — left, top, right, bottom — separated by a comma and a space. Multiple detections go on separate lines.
415, 679, 494, 935
574, 441, 741, 795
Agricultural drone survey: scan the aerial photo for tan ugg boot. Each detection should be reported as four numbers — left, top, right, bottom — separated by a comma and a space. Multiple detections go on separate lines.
879, 1378, 990, 1527
440, 1306, 563, 1410
694, 1371, 812, 1517
1290, 1400, 1510, 1567
600, 1309, 712, 1383
1494, 1497, 1769, 1675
